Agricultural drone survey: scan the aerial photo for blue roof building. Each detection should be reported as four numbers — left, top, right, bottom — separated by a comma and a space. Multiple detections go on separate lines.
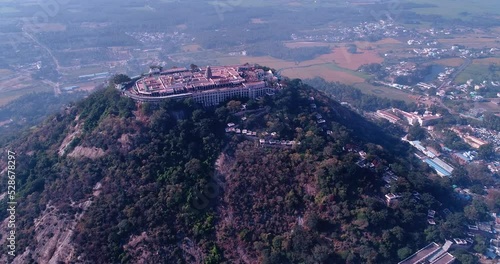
425, 159, 453, 177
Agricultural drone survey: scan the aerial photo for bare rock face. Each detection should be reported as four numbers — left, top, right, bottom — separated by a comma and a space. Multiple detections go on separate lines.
0, 182, 102, 264
68, 146, 105, 159
1, 204, 78, 264
58, 119, 82, 157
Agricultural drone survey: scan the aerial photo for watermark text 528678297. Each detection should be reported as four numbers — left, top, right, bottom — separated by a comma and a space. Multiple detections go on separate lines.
6, 150, 17, 257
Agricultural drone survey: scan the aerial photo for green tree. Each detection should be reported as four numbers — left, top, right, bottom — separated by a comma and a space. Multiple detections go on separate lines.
473, 235, 488, 254
111, 74, 131, 84
451, 167, 471, 187
397, 247, 413, 260
478, 144, 495, 161
205, 245, 222, 264
407, 123, 427, 141
226, 100, 242, 112
464, 200, 490, 222
190, 64, 199, 72
453, 249, 478, 264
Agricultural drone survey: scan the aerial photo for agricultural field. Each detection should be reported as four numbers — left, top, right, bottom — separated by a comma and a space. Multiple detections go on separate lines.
473, 57, 500, 65
216, 49, 417, 102
474, 100, 500, 113
281, 65, 366, 85
250, 18, 268, 24
353, 82, 415, 103
219, 46, 382, 76
310, 46, 384, 70
455, 62, 500, 84
181, 44, 203, 52
403, 0, 500, 18
437, 37, 500, 49
284, 42, 333, 48
353, 38, 402, 49
218, 56, 296, 70
430, 58, 465, 67
0, 77, 52, 106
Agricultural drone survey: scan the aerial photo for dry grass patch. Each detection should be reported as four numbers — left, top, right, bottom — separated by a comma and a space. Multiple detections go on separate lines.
282, 65, 365, 84
181, 44, 202, 52
303, 47, 383, 70
473, 58, 500, 65
354, 38, 402, 49
438, 37, 500, 48
284, 42, 332, 48
432, 58, 465, 67
0, 69, 12, 75
251, 18, 267, 24
176, 24, 188, 30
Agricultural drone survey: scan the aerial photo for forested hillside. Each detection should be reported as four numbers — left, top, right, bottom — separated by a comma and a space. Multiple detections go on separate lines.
0, 81, 475, 263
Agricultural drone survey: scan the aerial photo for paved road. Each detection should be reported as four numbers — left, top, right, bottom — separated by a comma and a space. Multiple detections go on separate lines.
23, 28, 62, 95
122, 88, 192, 102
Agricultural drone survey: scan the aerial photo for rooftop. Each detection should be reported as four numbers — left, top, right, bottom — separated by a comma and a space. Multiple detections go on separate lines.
132, 65, 273, 97
424, 158, 453, 177
399, 242, 455, 264
399, 242, 441, 264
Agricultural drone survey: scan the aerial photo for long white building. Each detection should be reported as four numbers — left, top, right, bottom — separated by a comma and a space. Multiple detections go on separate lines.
124, 65, 277, 106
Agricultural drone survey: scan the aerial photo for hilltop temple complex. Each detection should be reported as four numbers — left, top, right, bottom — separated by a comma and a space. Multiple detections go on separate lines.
122, 64, 279, 106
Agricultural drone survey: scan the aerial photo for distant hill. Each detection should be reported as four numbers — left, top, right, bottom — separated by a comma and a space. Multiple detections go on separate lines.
0, 78, 468, 263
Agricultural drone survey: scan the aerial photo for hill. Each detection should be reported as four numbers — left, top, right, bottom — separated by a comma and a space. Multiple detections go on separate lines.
0, 80, 473, 263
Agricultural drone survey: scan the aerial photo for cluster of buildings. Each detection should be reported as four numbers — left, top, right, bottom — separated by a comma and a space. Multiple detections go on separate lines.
259, 139, 299, 147
396, 108, 443, 126
225, 123, 300, 147
78, 72, 110, 81
488, 214, 500, 259
385, 61, 416, 78
125, 31, 191, 45
291, 20, 408, 43
452, 151, 476, 165
123, 64, 279, 106
225, 127, 257, 136
462, 214, 500, 259
376, 108, 442, 126
465, 127, 500, 149
436, 77, 500, 102
406, 140, 455, 177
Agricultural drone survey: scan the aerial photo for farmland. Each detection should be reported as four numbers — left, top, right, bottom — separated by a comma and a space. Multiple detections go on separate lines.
217, 47, 380, 84
455, 61, 500, 84
430, 58, 465, 67
181, 44, 203, 52
281, 65, 366, 85
313, 46, 384, 70
403, 0, 500, 18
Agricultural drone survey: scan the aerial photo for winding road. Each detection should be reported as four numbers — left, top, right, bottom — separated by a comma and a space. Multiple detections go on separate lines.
22, 27, 62, 95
